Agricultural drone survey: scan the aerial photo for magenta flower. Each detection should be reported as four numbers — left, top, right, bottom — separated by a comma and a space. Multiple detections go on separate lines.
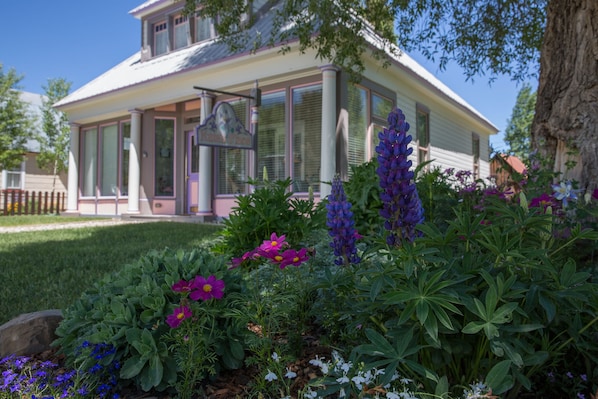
171, 279, 194, 293
166, 305, 192, 328
230, 249, 259, 268
279, 248, 309, 269
190, 275, 225, 301
259, 232, 287, 254
529, 193, 559, 211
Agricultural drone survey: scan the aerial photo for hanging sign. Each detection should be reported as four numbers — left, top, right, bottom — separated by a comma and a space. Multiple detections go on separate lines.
195, 101, 254, 149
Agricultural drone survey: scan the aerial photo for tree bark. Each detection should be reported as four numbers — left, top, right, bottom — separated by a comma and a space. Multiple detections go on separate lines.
532, 0, 598, 192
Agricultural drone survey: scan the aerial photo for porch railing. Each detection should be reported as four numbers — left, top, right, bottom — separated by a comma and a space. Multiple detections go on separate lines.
1, 189, 66, 216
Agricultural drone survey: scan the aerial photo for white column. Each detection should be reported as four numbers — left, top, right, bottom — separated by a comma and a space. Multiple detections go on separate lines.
319, 65, 339, 198
66, 123, 80, 212
127, 109, 143, 213
198, 92, 214, 215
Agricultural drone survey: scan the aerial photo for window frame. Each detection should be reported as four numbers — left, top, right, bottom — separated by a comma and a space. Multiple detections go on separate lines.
153, 20, 168, 56
79, 121, 131, 199
154, 118, 176, 198
416, 103, 430, 168
173, 14, 190, 50
346, 82, 395, 172
194, 10, 215, 43
472, 132, 480, 179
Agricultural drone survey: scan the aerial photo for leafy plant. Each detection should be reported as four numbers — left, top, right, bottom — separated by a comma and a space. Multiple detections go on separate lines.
215, 178, 326, 257
54, 248, 248, 393
316, 193, 598, 398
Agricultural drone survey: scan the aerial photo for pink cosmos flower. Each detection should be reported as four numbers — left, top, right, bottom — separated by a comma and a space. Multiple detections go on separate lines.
259, 232, 287, 254
230, 249, 259, 269
171, 279, 194, 293
190, 275, 225, 301
279, 248, 309, 269
166, 305, 192, 328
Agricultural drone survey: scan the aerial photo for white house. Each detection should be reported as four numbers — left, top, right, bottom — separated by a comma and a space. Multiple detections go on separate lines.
54, 0, 498, 219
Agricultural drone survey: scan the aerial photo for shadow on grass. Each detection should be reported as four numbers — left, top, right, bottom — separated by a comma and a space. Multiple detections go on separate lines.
0, 222, 223, 325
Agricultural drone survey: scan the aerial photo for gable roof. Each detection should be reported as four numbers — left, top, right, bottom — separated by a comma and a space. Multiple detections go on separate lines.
54, 2, 497, 132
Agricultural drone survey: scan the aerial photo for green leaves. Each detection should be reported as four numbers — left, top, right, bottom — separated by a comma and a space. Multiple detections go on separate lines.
355, 328, 436, 386
0, 64, 33, 170
384, 269, 463, 343
462, 284, 518, 340
55, 247, 249, 392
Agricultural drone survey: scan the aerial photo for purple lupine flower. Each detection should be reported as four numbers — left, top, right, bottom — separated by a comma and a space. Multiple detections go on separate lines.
375, 108, 424, 246
326, 176, 361, 265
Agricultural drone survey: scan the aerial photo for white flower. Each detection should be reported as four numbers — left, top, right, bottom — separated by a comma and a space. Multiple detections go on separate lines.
309, 356, 323, 368
285, 367, 297, 379
340, 361, 352, 373
265, 369, 278, 381
303, 388, 318, 398
271, 352, 280, 362
386, 392, 401, 399
351, 374, 366, 390
336, 375, 350, 384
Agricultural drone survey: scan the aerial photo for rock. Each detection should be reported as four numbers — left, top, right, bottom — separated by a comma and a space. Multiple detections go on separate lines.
0, 309, 63, 357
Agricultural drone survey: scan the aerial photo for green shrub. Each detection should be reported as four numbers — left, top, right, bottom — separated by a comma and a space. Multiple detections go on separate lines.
215, 178, 326, 257
313, 192, 598, 398
54, 248, 249, 393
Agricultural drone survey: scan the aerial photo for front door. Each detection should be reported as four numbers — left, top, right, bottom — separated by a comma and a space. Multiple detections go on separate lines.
186, 131, 199, 214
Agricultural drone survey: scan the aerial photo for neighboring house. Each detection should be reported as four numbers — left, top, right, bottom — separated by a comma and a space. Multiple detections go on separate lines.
54, 0, 498, 219
0, 92, 67, 193
490, 154, 526, 192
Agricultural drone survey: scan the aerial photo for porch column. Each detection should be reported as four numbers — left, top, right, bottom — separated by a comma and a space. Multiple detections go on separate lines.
66, 123, 80, 212
320, 65, 339, 198
127, 109, 143, 213
198, 92, 214, 215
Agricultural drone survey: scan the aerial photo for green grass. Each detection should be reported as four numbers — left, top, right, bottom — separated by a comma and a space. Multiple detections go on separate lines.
0, 221, 223, 325
0, 214, 100, 227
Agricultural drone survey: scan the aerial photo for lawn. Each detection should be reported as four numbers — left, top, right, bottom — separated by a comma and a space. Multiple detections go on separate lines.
0, 219, 223, 325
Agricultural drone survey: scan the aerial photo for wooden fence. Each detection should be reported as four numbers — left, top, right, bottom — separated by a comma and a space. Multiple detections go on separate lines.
1, 189, 66, 216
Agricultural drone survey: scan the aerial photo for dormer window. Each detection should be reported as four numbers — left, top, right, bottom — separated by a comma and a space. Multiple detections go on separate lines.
173, 14, 189, 50
154, 21, 168, 56
195, 13, 215, 42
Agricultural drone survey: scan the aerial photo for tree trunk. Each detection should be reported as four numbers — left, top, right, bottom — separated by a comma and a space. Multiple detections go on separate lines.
532, 0, 598, 192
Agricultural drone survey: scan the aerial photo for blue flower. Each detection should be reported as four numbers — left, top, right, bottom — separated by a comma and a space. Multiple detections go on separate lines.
375, 108, 424, 246
326, 176, 361, 265
552, 181, 579, 207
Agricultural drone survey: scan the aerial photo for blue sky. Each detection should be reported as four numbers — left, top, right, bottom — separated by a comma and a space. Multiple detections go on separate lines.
1, 1, 537, 152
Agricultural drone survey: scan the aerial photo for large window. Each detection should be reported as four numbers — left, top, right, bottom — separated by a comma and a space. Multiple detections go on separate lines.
154, 21, 168, 55
81, 122, 131, 198
82, 128, 98, 197
347, 84, 393, 170
173, 15, 189, 50
292, 84, 322, 192
258, 91, 286, 181
217, 99, 248, 195
416, 105, 430, 167
100, 124, 118, 196
155, 119, 175, 197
